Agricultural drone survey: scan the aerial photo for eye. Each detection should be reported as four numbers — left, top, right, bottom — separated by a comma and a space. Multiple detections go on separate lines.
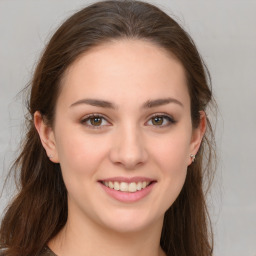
81, 114, 110, 129
146, 114, 176, 127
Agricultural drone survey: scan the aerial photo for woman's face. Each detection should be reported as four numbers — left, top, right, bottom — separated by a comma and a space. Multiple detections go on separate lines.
37, 40, 204, 233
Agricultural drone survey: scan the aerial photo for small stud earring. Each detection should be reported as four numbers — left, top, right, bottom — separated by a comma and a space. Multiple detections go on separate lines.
48, 155, 53, 159
190, 154, 196, 162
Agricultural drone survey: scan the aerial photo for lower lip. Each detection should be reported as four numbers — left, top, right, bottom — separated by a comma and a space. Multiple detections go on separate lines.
99, 182, 156, 203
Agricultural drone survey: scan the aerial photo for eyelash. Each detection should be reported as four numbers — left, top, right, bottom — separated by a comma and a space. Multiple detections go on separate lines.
80, 114, 110, 129
147, 113, 176, 128
80, 113, 176, 129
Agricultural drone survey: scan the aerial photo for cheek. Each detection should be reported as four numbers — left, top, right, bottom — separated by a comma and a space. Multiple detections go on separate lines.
149, 129, 191, 174
55, 127, 110, 178
154, 141, 188, 190
148, 128, 191, 208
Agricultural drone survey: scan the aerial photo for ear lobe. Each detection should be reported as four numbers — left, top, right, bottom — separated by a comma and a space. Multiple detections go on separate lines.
34, 111, 59, 163
188, 111, 207, 165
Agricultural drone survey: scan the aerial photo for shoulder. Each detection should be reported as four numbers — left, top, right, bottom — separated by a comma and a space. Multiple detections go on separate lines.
0, 249, 6, 256
38, 246, 57, 256
0, 247, 57, 256
0, 247, 56, 256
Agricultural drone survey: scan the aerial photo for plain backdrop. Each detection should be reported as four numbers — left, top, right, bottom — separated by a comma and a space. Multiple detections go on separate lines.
0, 1, 255, 256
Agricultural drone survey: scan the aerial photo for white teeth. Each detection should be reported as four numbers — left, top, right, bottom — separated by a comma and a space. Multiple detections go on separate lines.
142, 181, 147, 189
103, 181, 151, 192
114, 181, 120, 190
120, 182, 128, 192
128, 182, 137, 192
137, 182, 142, 191
109, 181, 114, 189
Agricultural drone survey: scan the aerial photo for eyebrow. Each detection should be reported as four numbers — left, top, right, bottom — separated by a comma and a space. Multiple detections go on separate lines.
70, 99, 116, 109
142, 98, 183, 108
69, 97, 183, 109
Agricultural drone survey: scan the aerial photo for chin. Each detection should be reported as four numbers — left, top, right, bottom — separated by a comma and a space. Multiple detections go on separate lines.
97, 207, 162, 234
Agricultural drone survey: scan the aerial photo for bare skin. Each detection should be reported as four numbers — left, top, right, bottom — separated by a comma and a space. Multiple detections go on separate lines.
35, 39, 206, 256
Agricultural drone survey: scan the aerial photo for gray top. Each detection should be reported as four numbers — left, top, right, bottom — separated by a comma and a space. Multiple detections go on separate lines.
39, 246, 57, 256
0, 246, 57, 256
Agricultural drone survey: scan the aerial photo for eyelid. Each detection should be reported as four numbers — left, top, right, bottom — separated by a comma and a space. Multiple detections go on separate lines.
80, 112, 176, 129
145, 113, 176, 127
80, 113, 111, 129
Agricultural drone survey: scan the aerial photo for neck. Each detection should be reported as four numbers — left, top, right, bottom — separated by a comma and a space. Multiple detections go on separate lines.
49, 211, 165, 256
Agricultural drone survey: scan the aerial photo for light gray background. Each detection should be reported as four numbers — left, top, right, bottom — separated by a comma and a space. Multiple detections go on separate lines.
0, 1, 255, 255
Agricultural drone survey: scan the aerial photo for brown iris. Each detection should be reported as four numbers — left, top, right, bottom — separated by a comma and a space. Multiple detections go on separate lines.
152, 116, 164, 125
90, 117, 102, 126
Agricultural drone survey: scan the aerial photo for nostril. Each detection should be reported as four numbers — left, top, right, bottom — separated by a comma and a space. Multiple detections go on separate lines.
112, 149, 148, 169
108, 134, 148, 168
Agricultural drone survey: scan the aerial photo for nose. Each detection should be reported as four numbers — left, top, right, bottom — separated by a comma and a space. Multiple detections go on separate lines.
109, 124, 148, 170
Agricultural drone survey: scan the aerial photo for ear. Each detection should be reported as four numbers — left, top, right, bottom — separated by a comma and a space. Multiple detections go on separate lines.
34, 111, 59, 163
188, 111, 207, 166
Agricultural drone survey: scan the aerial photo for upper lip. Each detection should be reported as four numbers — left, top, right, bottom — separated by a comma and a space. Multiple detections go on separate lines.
99, 176, 156, 183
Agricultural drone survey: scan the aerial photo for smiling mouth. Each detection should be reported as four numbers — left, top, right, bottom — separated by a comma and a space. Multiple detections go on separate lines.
100, 181, 153, 193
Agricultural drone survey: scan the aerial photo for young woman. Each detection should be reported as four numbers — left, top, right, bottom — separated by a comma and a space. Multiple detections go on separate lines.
0, 1, 216, 256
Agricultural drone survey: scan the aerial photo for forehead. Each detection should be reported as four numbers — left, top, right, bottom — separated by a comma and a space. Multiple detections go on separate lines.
59, 39, 190, 108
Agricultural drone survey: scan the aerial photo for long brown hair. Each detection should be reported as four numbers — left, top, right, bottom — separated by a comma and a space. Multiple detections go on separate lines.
0, 1, 216, 255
